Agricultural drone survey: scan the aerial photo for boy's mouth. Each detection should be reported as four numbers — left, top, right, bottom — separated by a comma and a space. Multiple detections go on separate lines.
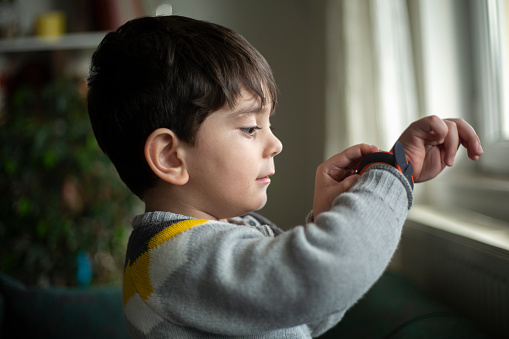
256, 172, 274, 183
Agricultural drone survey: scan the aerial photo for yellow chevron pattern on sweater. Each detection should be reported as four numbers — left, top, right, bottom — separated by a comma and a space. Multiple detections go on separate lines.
148, 219, 208, 249
123, 219, 208, 307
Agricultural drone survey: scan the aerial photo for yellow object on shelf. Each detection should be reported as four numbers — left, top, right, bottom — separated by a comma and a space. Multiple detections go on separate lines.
36, 11, 66, 38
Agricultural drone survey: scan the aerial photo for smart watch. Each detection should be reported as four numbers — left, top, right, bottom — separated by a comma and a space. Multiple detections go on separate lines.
357, 141, 414, 189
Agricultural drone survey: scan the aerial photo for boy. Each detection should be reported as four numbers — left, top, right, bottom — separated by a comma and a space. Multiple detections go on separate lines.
87, 15, 483, 338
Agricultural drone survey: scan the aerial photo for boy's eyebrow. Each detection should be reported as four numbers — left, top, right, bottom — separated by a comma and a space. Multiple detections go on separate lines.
229, 100, 264, 118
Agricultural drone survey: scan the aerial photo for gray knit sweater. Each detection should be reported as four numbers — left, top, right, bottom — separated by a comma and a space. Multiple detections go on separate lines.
123, 165, 413, 338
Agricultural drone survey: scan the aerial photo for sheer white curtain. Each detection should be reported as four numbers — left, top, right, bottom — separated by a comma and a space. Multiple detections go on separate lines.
325, 0, 418, 158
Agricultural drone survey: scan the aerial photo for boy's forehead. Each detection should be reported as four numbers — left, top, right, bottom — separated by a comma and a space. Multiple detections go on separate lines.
232, 98, 262, 115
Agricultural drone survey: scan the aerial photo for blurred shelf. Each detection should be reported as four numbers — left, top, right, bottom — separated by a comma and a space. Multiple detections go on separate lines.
0, 31, 107, 53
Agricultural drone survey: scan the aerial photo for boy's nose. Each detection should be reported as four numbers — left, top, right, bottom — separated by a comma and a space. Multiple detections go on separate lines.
268, 134, 283, 158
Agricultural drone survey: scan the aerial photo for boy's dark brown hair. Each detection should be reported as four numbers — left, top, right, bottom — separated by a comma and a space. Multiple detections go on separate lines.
87, 15, 277, 199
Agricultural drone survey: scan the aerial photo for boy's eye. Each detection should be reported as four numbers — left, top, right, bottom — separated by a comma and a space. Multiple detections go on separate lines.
241, 126, 262, 137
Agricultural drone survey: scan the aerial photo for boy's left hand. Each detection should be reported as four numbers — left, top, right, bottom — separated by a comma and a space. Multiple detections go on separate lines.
397, 115, 483, 183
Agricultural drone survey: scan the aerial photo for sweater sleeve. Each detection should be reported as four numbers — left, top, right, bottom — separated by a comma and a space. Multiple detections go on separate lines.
135, 165, 412, 336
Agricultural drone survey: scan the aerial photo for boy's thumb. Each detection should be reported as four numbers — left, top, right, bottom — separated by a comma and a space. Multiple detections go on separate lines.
339, 174, 360, 193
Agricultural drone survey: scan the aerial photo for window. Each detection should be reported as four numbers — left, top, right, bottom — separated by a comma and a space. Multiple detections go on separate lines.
473, 0, 509, 173
325, 0, 509, 224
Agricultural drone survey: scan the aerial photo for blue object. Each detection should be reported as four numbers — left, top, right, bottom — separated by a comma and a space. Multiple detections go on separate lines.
76, 251, 93, 287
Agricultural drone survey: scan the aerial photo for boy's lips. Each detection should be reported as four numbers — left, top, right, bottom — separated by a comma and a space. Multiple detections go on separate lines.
256, 172, 274, 183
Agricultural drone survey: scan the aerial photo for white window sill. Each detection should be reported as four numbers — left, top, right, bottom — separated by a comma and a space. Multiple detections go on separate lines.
407, 204, 509, 252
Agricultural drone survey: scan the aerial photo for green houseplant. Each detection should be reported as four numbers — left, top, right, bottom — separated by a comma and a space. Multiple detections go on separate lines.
0, 76, 141, 286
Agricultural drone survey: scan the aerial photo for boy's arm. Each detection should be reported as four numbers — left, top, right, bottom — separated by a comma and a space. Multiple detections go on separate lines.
302, 116, 482, 336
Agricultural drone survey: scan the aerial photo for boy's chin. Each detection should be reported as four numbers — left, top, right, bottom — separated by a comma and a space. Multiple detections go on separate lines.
228, 199, 268, 219
255, 199, 268, 211
252, 195, 268, 211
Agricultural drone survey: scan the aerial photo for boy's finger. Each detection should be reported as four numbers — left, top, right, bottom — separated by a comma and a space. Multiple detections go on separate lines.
340, 174, 360, 192
420, 115, 448, 143
402, 115, 448, 144
443, 120, 460, 166
326, 144, 379, 168
445, 118, 483, 160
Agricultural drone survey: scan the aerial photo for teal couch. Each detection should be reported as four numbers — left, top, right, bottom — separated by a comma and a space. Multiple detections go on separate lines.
0, 273, 128, 339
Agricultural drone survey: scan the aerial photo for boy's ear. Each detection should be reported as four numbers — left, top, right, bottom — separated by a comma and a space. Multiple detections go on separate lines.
144, 128, 189, 185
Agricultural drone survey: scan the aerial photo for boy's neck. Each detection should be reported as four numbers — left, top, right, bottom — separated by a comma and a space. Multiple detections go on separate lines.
143, 183, 227, 222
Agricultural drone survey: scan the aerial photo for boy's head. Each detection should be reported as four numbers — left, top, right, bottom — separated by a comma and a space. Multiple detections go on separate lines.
87, 15, 277, 200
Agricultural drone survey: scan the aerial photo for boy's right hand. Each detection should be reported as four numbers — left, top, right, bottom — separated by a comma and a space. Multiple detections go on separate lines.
313, 144, 379, 217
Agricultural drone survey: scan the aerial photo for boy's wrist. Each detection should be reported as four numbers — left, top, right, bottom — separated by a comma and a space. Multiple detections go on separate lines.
356, 141, 414, 189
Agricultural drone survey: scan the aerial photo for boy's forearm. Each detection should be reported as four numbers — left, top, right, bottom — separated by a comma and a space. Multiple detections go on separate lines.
289, 165, 411, 335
